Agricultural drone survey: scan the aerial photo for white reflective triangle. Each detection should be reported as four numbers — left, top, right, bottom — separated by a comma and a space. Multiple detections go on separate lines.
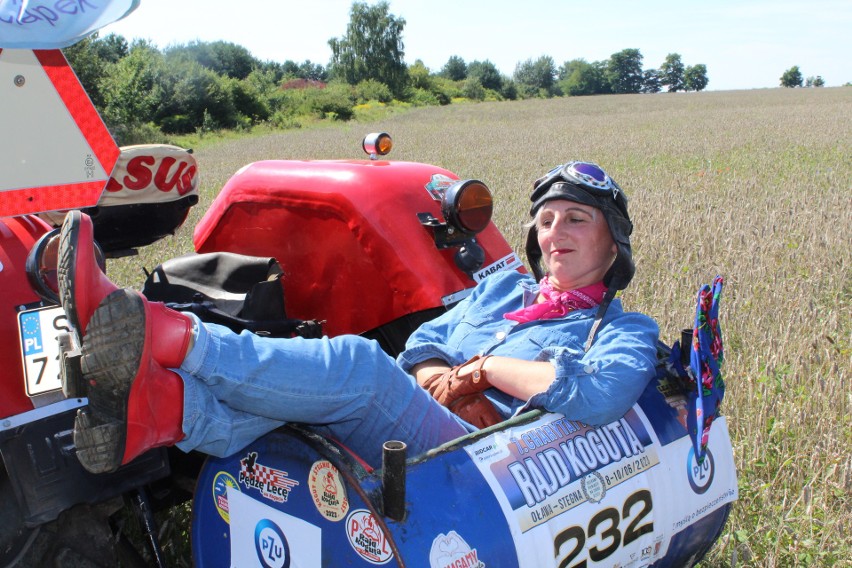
0, 48, 108, 193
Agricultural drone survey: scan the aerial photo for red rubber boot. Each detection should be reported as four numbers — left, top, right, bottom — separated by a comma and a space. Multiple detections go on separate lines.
73, 289, 193, 474
57, 210, 118, 339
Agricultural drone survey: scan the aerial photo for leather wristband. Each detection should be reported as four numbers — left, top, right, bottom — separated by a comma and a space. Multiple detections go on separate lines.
469, 354, 491, 386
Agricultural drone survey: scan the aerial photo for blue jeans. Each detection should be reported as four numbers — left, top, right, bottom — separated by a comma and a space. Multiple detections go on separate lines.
175, 319, 472, 468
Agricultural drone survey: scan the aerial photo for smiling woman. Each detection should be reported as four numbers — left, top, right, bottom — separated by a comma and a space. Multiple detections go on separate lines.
535, 201, 616, 291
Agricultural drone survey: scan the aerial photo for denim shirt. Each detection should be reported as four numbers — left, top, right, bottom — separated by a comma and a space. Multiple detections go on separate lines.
397, 270, 659, 426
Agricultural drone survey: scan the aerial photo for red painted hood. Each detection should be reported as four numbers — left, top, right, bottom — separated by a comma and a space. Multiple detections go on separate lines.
194, 159, 518, 336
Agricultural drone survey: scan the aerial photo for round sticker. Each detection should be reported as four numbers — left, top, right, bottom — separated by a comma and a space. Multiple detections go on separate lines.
254, 519, 290, 568
212, 471, 240, 524
345, 509, 393, 564
581, 471, 607, 503
687, 447, 715, 494
308, 460, 349, 522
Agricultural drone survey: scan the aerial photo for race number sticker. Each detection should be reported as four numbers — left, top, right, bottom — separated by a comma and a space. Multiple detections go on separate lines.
18, 305, 70, 396
484, 413, 660, 532
464, 410, 737, 567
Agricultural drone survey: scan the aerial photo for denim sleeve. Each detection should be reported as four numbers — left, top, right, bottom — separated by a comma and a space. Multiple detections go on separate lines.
396, 271, 521, 371
524, 312, 659, 426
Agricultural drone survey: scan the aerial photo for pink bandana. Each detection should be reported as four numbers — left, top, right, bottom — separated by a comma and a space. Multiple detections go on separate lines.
504, 277, 607, 323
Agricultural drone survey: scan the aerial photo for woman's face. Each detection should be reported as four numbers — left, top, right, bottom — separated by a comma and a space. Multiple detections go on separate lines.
536, 200, 616, 291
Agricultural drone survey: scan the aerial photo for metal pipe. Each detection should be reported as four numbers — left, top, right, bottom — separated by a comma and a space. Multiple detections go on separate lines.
381, 440, 407, 521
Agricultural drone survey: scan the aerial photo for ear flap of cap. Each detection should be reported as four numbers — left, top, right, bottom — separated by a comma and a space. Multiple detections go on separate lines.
524, 225, 546, 282
603, 242, 635, 291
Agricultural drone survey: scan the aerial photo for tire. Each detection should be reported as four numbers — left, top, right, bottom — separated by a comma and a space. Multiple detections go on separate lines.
1, 467, 147, 568
0, 469, 36, 568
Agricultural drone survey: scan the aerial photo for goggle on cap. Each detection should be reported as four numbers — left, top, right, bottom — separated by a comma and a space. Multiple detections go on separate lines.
525, 161, 635, 291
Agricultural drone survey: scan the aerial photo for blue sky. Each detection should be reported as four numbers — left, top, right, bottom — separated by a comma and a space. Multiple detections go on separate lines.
103, 0, 852, 91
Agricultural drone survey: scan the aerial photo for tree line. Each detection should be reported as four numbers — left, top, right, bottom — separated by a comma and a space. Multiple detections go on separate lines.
779, 66, 825, 88
64, 1, 710, 145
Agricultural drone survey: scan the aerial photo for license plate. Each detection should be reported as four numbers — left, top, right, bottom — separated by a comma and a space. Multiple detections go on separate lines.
18, 306, 72, 397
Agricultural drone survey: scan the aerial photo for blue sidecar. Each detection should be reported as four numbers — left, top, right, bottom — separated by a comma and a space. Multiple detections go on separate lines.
191, 361, 736, 567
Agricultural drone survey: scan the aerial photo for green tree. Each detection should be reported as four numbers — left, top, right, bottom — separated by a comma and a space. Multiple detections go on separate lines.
462, 76, 486, 101
641, 68, 662, 93
500, 79, 518, 101
228, 77, 271, 124
407, 59, 433, 91
93, 33, 128, 63
279, 60, 327, 82
557, 59, 609, 96
805, 75, 825, 87
607, 48, 644, 94
684, 64, 709, 91
166, 40, 259, 80
310, 82, 356, 120
466, 60, 503, 91
328, 1, 408, 98
513, 55, 557, 98
780, 66, 803, 88
298, 60, 329, 82
100, 40, 166, 127
155, 58, 238, 132
245, 67, 286, 112
440, 55, 467, 81
430, 76, 462, 104
660, 53, 685, 92
354, 79, 392, 103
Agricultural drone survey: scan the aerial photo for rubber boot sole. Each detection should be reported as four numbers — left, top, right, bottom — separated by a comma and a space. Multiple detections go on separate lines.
57, 210, 82, 340
73, 289, 146, 474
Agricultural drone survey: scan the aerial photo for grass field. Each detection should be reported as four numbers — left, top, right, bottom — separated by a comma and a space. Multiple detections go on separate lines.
112, 87, 851, 566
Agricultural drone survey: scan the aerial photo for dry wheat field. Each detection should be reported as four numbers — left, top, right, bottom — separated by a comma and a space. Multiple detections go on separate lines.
114, 87, 851, 566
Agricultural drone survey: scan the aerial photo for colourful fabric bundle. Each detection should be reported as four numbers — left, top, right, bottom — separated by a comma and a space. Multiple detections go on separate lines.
688, 276, 725, 463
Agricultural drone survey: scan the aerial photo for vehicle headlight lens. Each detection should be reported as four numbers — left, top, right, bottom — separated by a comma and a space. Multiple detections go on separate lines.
362, 132, 393, 157
442, 180, 493, 234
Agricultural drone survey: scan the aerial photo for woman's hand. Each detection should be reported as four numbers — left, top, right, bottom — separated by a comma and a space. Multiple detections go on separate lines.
411, 356, 557, 429
420, 356, 491, 404
413, 356, 503, 428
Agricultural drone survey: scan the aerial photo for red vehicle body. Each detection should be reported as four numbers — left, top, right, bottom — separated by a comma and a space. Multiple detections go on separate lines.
193, 158, 519, 338
0, 215, 53, 418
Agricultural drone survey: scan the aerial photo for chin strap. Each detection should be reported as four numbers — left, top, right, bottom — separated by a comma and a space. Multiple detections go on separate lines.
584, 286, 617, 352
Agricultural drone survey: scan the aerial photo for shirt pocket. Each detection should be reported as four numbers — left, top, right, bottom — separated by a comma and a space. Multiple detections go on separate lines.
447, 303, 500, 349
523, 325, 586, 354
